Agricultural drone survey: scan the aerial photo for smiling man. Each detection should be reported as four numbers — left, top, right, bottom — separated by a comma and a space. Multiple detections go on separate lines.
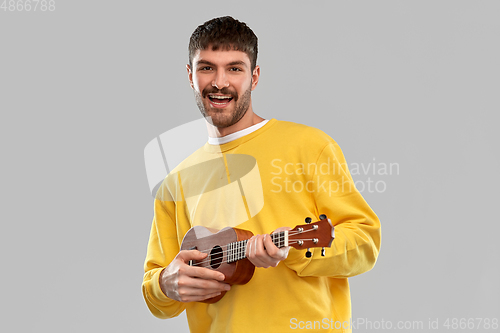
142, 16, 381, 333
188, 20, 263, 137
190, 49, 259, 131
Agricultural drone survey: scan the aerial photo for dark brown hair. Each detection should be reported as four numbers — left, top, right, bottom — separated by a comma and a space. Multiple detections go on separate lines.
188, 16, 258, 71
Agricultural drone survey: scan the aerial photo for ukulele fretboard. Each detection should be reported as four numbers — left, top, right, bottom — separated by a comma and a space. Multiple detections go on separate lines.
226, 231, 289, 263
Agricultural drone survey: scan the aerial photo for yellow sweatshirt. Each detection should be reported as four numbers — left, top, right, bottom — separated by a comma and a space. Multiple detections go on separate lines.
142, 119, 381, 333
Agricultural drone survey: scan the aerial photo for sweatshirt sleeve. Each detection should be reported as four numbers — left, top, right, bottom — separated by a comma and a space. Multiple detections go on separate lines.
142, 198, 186, 318
284, 142, 381, 278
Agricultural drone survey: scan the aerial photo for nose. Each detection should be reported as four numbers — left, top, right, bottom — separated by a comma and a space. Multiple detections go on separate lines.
212, 70, 229, 89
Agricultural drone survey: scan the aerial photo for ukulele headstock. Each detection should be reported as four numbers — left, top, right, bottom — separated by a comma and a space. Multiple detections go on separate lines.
288, 216, 334, 250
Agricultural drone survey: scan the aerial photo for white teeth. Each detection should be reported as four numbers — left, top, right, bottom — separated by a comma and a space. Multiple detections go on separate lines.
209, 95, 232, 99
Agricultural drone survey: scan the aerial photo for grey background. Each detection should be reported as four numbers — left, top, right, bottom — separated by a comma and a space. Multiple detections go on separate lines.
1, 1, 498, 332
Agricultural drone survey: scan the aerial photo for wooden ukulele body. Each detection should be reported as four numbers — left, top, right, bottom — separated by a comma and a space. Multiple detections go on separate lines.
180, 226, 256, 303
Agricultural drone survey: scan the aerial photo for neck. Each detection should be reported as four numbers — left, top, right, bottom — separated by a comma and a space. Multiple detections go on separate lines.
227, 231, 288, 263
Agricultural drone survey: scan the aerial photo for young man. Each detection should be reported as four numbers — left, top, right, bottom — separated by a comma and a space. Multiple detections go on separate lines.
143, 16, 381, 332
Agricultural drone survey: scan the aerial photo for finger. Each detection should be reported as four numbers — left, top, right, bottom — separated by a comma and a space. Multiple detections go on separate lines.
178, 282, 230, 296
263, 234, 281, 258
261, 234, 281, 260
246, 236, 267, 267
252, 235, 268, 260
175, 250, 226, 281
264, 234, 289, 261
177, 249, 208, 262
183, 265, 226, 282
254, 234, 266, 256
280, 246, 291, 257
177, 286, 223, 297
178, 291, 224, 303
246, 236, 259, 259
178, 275, 231, 292
176, 284, 224, 302
261, 234, 285, 266
248, 255, 270, 268
251, 235, 276, 268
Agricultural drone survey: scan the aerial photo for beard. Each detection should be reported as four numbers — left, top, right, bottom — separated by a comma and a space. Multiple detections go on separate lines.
194, 82, 252, 128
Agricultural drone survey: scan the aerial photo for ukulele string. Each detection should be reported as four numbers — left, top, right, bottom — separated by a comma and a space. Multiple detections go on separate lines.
188, 229, 320, 267
188, 229, 317, 256
189, 240, 316, 267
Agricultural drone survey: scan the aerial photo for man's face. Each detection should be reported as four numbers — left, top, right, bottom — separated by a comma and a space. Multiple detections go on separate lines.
187, 47, 260, 128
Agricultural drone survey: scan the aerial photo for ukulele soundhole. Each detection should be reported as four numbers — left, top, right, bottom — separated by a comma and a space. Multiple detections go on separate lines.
209, 245, 223, 269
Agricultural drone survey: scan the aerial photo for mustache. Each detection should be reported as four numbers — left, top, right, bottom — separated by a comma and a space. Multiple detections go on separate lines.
202, 87, 238, 101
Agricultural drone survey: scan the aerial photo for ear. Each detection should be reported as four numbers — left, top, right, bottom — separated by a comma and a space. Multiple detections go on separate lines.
186, 64, 194, 89
251, 65, 260, 91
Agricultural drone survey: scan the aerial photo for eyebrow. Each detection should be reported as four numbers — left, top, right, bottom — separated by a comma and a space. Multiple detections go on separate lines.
196, 60, 248, 68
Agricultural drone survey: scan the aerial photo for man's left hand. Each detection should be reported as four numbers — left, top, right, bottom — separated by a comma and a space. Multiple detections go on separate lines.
246, 227, 291, 268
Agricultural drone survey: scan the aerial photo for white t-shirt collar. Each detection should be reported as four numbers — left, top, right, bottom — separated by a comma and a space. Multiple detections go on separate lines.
208, 120, 269, 145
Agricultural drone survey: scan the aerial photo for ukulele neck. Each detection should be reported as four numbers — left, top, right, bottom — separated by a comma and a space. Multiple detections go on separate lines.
227, 231, 288, 264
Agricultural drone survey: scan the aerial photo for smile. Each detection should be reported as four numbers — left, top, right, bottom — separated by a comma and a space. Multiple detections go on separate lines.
208, 94, 234, 107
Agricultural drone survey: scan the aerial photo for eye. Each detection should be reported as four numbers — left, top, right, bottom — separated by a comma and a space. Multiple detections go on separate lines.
229, 67, 242, 72
199, 66, 212, 71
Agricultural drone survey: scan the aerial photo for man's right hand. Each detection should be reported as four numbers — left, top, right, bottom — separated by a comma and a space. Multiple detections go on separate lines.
159, 250, 231, 302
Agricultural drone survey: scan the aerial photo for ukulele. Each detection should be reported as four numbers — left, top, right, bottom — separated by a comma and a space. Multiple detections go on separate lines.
180, 214, 335, 303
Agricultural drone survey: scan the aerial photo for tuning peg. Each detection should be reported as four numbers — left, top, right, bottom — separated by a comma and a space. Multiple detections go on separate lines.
305, 217, 312, 224
319, 214, 327, 220
321, 247, 326, 256
306, 249, 312, 258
